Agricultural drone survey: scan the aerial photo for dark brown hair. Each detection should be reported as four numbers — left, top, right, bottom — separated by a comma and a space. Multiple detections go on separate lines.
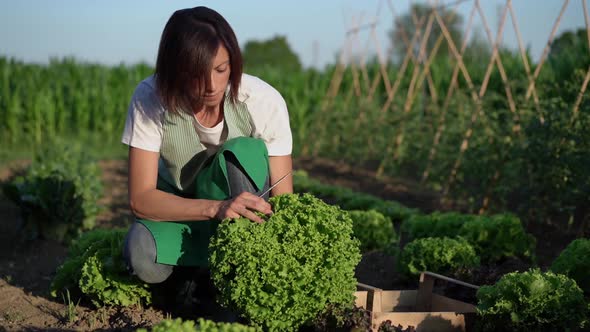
155, 6, 242, 114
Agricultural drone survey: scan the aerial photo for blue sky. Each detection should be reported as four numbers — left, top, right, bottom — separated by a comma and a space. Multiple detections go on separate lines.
0, 1, 586, 69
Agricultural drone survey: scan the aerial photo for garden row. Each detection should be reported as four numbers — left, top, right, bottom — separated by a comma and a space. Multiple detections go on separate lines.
3, 145, 589, 331
2, 56, 589, 232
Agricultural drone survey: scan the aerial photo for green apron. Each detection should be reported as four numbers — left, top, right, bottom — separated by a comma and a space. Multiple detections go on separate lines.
137, 111, 269, 266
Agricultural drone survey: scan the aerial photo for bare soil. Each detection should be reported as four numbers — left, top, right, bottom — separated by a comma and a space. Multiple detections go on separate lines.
0, 158, 581, 331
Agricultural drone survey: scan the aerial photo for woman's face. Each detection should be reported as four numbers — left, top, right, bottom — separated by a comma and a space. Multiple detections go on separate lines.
202, 44, 231, 108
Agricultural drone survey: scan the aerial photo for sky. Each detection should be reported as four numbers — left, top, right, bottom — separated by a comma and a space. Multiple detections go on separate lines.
0, 0, 587, 69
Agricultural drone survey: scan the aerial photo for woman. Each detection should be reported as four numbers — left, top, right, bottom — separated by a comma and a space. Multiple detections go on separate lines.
121, 6, 293, 287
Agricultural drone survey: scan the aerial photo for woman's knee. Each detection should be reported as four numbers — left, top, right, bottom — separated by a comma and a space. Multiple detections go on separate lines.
123, 222, 173, 284
224, 151, 269, 199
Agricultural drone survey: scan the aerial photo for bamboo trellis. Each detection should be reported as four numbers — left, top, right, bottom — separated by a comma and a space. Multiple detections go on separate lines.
303, 0, 589, 212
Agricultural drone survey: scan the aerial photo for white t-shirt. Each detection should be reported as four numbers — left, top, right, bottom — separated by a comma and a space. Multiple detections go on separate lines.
121, 73, 292, 156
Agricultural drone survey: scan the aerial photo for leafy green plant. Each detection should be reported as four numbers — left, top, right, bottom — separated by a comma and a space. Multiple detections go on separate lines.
3, 141, 102, 243
401, 212, 472, 242
401, 212, 535, 263
476, 268, 588, 331
209, 193, 361, 332
137, 318, 259, 332
61, 289, 80, 324
398, 237, 480, 277
50, 229, 151, 307
550, 238, 590, 294
458, 214, 536, 262
502, 93, 590, 228
348, 210, 397, 252
293, 170, 418, 223
311, 303, 371, 332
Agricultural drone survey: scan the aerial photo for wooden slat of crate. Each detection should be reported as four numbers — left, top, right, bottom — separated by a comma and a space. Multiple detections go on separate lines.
355, 290, 476, 331
355, 272, 478, 332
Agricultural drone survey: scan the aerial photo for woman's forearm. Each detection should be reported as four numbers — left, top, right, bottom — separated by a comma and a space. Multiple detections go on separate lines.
129, 188, 221, 222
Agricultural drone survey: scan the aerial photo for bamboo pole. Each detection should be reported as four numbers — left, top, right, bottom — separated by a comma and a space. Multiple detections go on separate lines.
476, 0, 520, 133
388, 0, 439, 102
380, 0, 467, 176
378, 15, 427, 115
574, 0, 590, 123
584, 0, 590, 50
572, 65, 590, 123
365, 21, 386, 102
405, 14, 436, 115
376, 13, 434, 176
409, 5, 439, 101
372, 24, 394, 98
351, 17, 389, 147
508, 0, 541, 119
347, 15, 373, 142
390, 13, 437, 163
475, 0, 523, 214
351, 15, 371, 93
348, 16, 363, 98
421, 2, 477, 182
424, 0, 485, 198
367, 16, 427, 159
304, 33, 351, 157
477, 2, 506, 98
525, 0, 570, 100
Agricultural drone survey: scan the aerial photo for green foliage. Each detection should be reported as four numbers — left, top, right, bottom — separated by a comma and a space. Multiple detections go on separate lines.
388, 3, 463, 61
137, 318, 259, 332
476, 269, 588, 331
458, 214, 536, 263
243, 35, 302, 73
293, 170, 418, 223
401, 212, 471, 241
451, 87, 590, 228
50, 229, 151, 307
546, 28, 590, 97
61, 289, 80, 324
398, 237, 479, 277
348, 210, 396, 252
551, 238, 590, 295
401, 212, 535, 263
503, 95, 590, 226
3, 141, 103, 243
209, 193, 361, 332
246, 67, 331, 157
0, 57, 152, 150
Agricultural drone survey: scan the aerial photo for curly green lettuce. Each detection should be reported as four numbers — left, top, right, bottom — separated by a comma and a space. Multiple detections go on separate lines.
51, 229, 151, 307
209, 193, 361, 331
398, 237, 480, 277
550, 238, 590, 294
477, 269, 587, 331
348, 209, 396, 252
137, 318, 259, 332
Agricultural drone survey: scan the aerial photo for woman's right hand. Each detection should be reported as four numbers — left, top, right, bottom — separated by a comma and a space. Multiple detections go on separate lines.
214, 192, 272, 223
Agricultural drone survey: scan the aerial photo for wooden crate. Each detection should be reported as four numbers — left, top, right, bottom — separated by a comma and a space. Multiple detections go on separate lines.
355, 271, 479, 331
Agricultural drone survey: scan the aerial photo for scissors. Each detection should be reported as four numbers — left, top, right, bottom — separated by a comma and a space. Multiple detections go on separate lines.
258, 170, 293, 197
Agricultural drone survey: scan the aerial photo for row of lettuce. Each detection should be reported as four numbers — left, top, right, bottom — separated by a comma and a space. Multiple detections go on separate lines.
3, 144, 589, 331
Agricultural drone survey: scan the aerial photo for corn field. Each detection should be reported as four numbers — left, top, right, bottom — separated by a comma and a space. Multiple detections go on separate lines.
0, 57, 153, 148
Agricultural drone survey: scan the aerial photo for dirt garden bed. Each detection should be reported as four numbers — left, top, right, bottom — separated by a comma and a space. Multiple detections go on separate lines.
0, 158, 579, 331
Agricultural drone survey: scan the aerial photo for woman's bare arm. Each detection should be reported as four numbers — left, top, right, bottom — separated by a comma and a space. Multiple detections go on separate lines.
268, 155, 293, 196
128, 146, 271, 223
